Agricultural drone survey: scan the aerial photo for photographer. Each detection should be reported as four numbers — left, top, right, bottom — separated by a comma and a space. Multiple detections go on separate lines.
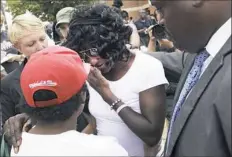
134, 10, 153, 47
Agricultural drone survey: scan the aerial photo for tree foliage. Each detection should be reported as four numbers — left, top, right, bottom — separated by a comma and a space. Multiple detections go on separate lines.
6, 0, 95, 21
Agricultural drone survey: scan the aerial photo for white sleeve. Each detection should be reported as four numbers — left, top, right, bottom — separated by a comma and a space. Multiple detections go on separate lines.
136, 55, 169, 92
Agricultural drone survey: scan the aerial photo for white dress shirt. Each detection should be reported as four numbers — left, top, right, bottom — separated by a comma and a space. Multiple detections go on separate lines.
201, 18, 231, 76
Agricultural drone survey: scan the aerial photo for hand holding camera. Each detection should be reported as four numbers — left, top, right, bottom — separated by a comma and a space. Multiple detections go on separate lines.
148, 24, 175, 50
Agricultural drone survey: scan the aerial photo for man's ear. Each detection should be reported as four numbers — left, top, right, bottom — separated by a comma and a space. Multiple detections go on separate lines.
192, 0, 205, 8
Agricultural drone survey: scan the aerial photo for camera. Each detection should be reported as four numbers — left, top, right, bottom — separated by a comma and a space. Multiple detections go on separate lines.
151, 24, 167, 40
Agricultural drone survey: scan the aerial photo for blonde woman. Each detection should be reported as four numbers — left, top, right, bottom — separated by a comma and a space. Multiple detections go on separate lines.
1, 13, 49, 137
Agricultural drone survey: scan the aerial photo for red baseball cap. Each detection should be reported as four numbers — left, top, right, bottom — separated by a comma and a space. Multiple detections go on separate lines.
20, 46, 89, 108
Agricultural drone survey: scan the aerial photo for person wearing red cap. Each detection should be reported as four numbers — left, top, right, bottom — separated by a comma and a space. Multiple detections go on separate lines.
11, 46, 128, 156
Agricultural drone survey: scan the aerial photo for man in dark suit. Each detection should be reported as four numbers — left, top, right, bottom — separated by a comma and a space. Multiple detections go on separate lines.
150, 0, 231, 156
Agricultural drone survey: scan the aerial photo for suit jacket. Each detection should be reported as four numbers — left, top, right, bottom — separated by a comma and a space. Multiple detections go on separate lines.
166, 37, 231, 156
1, 60, 25, 124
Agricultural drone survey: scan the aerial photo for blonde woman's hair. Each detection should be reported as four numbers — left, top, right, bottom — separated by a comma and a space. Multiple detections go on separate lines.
8, 13, 45, 44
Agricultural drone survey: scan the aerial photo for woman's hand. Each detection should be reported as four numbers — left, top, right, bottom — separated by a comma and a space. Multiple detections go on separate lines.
3, 113, 35, 153
87, 67, 113, 101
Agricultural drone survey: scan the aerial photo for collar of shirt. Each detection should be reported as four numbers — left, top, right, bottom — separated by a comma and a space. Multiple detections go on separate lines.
205, 18, 231, 58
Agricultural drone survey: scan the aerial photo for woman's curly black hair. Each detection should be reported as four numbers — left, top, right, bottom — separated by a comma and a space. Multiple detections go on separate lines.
64, 4, 132, 63
21, 84, 88, 124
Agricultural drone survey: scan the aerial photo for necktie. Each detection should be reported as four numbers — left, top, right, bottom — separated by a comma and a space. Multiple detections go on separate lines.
165, 49, 210, 154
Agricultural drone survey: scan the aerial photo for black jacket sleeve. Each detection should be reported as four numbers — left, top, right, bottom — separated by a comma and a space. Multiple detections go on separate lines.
0, 74, 20, 125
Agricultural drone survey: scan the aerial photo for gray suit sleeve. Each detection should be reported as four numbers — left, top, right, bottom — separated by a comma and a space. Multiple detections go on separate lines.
147, 51, 187, 75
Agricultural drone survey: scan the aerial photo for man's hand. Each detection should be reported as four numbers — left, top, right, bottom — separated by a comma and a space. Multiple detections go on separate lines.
3, 113, 35, 154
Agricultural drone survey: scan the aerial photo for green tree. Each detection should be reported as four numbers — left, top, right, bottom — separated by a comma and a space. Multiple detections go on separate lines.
6, 0, 95, 21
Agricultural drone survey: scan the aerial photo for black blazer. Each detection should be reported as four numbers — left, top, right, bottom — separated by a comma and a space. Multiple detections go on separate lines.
165, 37, 231, 156
1, 60, 25, 124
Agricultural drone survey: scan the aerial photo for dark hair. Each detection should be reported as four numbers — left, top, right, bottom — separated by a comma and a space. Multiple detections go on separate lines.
121, 10, 129, 19
64, 4, 132, 63
112, 0, 123, 9
21, 84, 87, 124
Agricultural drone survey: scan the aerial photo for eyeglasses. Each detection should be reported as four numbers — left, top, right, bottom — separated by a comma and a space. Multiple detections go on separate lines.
79, 48, 99, 62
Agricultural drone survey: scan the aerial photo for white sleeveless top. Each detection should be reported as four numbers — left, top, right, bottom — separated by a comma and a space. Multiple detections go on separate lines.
88, 52, 168, 156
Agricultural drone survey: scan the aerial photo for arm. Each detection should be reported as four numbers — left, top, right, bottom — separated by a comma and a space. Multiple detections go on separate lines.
3, 113, 34, 153
147, 51, 187, 75
147, 38, 156, 53
104, 85, 166, 146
